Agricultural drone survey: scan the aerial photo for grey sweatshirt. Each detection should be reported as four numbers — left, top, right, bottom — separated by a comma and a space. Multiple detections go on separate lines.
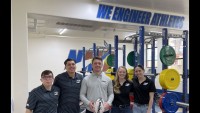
80, 72, 114, 111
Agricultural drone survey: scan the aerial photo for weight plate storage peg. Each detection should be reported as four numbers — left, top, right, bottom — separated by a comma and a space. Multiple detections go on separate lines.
105, 68, 115, 80
160, 45, 176, 66
127, 68, 134, 80
159, 69, 180, 90
105, 54, 115, 67
160, 92, 180, 113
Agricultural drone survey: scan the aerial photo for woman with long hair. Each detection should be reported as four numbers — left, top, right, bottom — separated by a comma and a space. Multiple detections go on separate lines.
111, 66, 133, 113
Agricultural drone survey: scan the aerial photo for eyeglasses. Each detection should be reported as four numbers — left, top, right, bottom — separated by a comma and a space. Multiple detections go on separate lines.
42, 76, 53, 79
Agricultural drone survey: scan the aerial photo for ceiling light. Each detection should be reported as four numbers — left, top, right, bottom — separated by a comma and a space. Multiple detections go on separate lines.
125, 33, 136, 38
59, 28, 67, 35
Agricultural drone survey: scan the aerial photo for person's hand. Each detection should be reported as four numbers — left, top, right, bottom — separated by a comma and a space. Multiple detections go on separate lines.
130, 102, 134, 110
146, 109, 151, 113
89, 101, 95, 112
103, 102, 111, 111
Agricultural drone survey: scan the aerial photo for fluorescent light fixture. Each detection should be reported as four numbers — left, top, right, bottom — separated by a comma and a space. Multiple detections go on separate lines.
125, 33, 136, 38
59, 28, 67, 35
150, 31, 162, 33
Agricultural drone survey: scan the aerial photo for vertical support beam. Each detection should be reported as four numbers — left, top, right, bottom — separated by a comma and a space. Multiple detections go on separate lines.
139, 26, 144, 66
151, 38, 156, 113
182, 30, 189, 113
151, 38, 155, 74
114, 35, 119, 71
97, 48, 99, 56
123, 45, 126, 66
82, 47, 86, 77
93, 43, 96, 57
162, 28, 168, 69
108, 44, 111, 54
162, 28, 168, 94
134, 37, 138, 67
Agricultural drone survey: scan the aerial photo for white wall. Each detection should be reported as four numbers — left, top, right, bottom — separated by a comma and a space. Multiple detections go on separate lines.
12, 0, 29, 113
28, 36, 135, 91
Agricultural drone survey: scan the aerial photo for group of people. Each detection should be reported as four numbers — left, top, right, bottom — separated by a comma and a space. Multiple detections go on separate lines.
25, 56, 156, 113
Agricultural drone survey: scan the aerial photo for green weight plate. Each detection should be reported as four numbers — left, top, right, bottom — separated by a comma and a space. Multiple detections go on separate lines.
105, 54, 115, 67
160, 46, 176, 66
127, 51, 135, 66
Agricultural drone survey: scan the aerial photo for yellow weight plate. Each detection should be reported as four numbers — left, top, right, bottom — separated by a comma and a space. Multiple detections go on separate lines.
106, 68, 115, 80
159, 69, 180, 90
159, 69, 167, 89
127, 68, 134, 80
164, 69, 180, 90
104, 60, 108, 66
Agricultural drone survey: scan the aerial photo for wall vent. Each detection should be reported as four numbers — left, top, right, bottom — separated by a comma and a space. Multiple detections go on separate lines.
56, 22, 93, 28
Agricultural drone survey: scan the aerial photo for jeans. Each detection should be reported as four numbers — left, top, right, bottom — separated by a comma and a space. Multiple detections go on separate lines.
132, 103, 148, 113
110, 106, 132, 113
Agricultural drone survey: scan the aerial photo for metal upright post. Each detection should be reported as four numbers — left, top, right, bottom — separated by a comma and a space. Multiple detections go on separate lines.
108, 44, 111, 54
151, 38, 156, 113
93, 43, 96, 57
182, 30, 188, 113
151, 38, 155, 73
114, 35, 119, 71
123, 45, 126, 67
139, 26, 144, 66
162, 28, 168, 70
134, 37, 138, 67
162, 28, 168, 94
97, 48, 99, 56
82, 47, 86, 77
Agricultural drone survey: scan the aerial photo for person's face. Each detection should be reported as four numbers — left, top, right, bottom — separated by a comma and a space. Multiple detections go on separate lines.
117, 67, 127, 79
41, 73, 54, 86
134, 67, 144, 77
65, 60, 76, 73
92, 59, 102, 73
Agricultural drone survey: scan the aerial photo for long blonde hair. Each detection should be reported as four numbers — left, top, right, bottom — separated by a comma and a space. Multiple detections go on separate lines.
113, 66, 128, 94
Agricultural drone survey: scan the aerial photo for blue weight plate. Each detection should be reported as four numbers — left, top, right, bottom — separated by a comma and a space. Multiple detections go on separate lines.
162, 92, 179, 113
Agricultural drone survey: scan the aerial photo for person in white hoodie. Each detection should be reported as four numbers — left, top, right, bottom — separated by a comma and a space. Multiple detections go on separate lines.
80, 56, 114, 113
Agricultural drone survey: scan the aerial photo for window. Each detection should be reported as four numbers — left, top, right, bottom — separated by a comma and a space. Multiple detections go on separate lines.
168, 38, 183, 74
146, 40, 158, 68
145, 38, 183, 75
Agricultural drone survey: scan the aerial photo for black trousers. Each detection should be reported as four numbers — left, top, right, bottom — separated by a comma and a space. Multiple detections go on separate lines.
86, 109, 110, 113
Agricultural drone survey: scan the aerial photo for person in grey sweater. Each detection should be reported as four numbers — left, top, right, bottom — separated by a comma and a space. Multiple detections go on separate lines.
80, 56, 114, 113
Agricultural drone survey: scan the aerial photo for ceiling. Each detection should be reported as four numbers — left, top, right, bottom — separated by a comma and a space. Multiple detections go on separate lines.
28, 0, 189, 40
